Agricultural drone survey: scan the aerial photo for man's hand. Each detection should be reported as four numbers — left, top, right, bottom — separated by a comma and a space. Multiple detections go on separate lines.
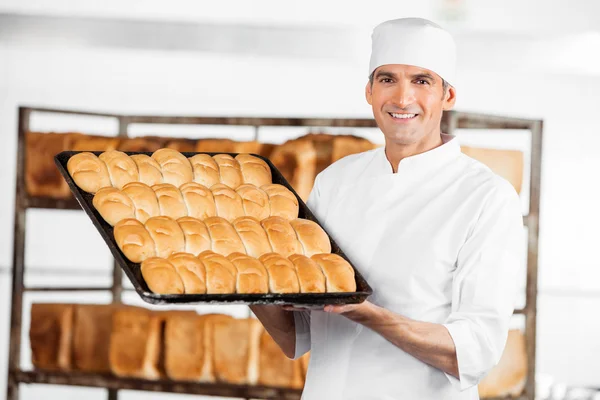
323, 301, 377, 325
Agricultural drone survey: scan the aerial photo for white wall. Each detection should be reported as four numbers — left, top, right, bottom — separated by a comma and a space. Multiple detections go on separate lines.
1, 12, 600, 400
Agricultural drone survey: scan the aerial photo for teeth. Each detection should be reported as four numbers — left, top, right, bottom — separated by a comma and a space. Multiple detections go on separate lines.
390, 113, 416, 119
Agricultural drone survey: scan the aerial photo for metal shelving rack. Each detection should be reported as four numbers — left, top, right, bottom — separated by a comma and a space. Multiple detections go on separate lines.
7, 106, 542, 400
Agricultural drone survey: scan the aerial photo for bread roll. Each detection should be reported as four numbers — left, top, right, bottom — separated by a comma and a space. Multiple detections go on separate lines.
236, 184, 271, 221
311, 253, 356, 293
180, 182, 217, 220
92, 187, 135, 226
73, 304, 114, 373
227, 253, 269, 294
196, 138, 237, 153
235, 154, 272, 187
130, 154, 163, 187
232, 216, 272, 258
114, 218, 156, 263
177, 217, 212, 256
152, 183, 188, 219
261, 216, 302, 258
213, 154, 243, 189
121, 182, 160, 223
151, 148, 193, 187
261, 184, 299, 220
213, 318, 262, 384
99, 150, 139, 189
67, 152, 112, 193
211, 183, 245, 222
141, 257, 185, 294
189, 154, 221, 188
290, 218, 331, 257
168, 252, 207, 294
144, 216, 185, 258
259, 253, 300, 293
30, 303, 74, 371
288, 254, 326, 293
198, 250, 236, 294
204, 216, 246, 256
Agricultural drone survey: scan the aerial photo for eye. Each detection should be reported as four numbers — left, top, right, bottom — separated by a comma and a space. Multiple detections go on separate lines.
415, 79, 429, 85
379, 78, 393, 83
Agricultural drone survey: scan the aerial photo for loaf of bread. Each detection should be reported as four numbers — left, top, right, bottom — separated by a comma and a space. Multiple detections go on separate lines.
259, 253, 300, 293
288, 254, 326, 293
261, 184, 299, 220
99, 150, 139, 189
198, 250, 237, 294
168, 252, 207, 294
67, 152, 112, 194
70, 135, 120, 152
189, 154, 221, 188
196, 138, 237, 153
144, 216, 185, 258
29, 303, 74, 371
213, 154, 243, 189
26, 132, 73, 198
258, 328, 297, 387
151, 148, 193, 187
461, 146, 524, 194
211, 184, 245, 222
165, 139, 196, 152
130, 154, 163, 187
236, 184, 271, 221
235, 154, 272, 187
311, 253, 356, 292
290, 219, 331, 257
121, 182, 160, 223
118, 137, 164, 152
180, 182, 217, 220
213, 317, 262, 384
152, 183, 188, 219
140, 257, 185, 294
234, 141, 263, 154
204, 216, 246, 256
227, 252, 269, 294
232, 216, 273, 258
72, 304, 114, 373
269, 139, 317, 201
261, 216, 302, 258
114, 218, 156, 263
177, 216, 212, 256
92, 187, 135, 226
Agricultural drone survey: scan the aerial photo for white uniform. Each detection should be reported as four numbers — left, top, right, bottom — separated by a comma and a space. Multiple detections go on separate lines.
294, 134, 523, 400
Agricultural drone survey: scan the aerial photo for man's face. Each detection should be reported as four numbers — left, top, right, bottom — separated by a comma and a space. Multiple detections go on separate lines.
365, 64, 456, 146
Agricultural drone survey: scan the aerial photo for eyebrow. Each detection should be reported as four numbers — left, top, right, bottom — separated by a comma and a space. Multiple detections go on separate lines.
374, 70, 437, 82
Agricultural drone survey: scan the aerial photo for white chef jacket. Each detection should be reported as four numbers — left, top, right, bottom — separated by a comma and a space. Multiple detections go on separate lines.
294, 133, 523, 400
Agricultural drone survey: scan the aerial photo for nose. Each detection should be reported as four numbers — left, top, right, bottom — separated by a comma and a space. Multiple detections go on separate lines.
390, 82, 416, 109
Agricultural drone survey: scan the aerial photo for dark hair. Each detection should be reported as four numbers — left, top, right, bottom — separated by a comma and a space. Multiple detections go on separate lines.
368, 71, 449, 99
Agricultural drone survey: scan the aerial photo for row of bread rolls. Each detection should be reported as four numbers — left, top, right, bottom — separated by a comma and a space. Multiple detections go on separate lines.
67, 149, 272, 194
141, 251, 356, 295
114, 215, 330, 263
93, 181, 299, 226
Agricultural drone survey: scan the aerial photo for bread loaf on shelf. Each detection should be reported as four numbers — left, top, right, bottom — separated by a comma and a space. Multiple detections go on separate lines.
227, 252, 269, 294
311, 253, 356, 293
195, 138, 237, 153
259, 253, 300, 294
165, 139, 196, 152
258, 329, 299, 388
72, 304, 114, 373
29, 303, 74, 371
26, 132, 74, 198
117, 137, 164, 152
69, 135, 120, 152
269, 139, 317, 202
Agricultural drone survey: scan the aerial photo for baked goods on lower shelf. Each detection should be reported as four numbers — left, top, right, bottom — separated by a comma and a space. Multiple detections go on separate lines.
72, 304, 115, 373
29, 303, 74, 371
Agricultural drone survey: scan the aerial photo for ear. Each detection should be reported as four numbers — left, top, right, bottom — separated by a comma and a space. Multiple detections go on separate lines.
442, 86, 457, 111
365, 81, 373, 105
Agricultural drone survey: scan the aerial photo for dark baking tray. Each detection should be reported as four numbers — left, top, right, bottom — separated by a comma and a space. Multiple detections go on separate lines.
55, 151, 373, 306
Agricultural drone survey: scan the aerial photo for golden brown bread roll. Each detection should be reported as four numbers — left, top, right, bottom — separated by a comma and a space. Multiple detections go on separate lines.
290, 218, 331, 257
152, 183, 188, 220
198, 250, 236, 294
144, 216, 185, 258
114, 218, 156, 263
130, 154, 163, 187
92, 187, 135, 226
151, 148, 193, 187
204, 216, 246, 256
213, 154, 243, 189
195, 138, 237, 153
261, 184, 299, 220
180, 182, 217, 220
72, 304, 114, 373
141, 257, 185, 294
121, 182, 160, 223
232, 216, 273, 258
259, 253, 300, 293
288, 254, 326, 293
168, 252, 207, 294
227, 253, 269, 294
261, 216, 303, 258
235, 154, 272, 187
67, 152, 112, 194
311, 253, 356, 292
211, 183, 245, 222
99, 150, 139, 189
212, 318, 262, 384
177, 217, 212, 256
30, 303, 74, 371
236, 184, 271, 221
189, 154, 221, 188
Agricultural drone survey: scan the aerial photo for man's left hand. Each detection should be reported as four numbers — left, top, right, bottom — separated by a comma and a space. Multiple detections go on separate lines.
324, 301, 377, 325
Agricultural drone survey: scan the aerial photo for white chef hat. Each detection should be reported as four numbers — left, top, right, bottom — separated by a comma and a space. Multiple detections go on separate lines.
369, 18, 457, 86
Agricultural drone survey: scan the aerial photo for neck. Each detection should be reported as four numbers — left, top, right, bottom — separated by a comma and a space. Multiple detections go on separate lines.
384, 130, 444, 173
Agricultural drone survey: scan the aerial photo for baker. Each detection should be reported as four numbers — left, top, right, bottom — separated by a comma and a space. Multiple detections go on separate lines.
251, 17, 523, 399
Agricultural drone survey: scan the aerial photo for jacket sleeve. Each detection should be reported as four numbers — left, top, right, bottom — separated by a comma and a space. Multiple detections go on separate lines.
442, 181, 524, 391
